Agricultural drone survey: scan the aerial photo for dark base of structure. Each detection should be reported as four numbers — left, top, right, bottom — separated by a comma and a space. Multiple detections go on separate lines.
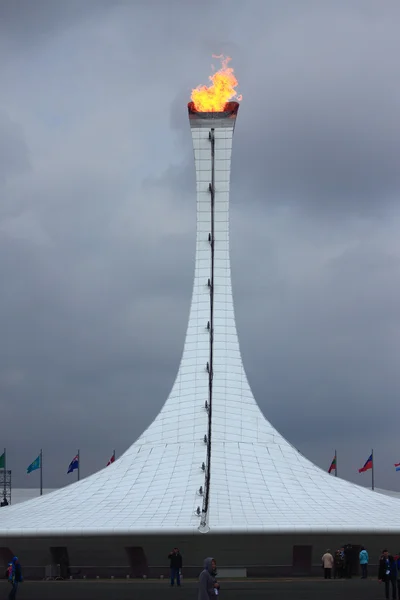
0, 533, 397, 580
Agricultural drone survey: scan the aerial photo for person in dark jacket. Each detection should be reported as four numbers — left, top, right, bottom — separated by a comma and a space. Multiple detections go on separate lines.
334, 549, 344, 579
395, 553, 400, 599
168, 548, 182, 587
379, 550, 397, 600
396, 554, 400, 599
198, 557, 219, 600
8, 557, 22, 600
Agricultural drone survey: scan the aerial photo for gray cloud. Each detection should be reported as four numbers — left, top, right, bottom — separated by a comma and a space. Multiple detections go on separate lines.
1, 0, 400, 491
0, 0, 118, 44
0, 113, 30, 185
233, 5, 400, 215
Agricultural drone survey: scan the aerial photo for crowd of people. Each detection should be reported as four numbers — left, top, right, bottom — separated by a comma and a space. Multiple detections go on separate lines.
168, 545, 400, 600
321, 546, 400, 599
322, 545, 366, 579
171, 544, 400, 600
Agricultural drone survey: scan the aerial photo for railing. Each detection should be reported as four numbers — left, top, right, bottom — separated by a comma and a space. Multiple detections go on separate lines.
17, 563, 381, 580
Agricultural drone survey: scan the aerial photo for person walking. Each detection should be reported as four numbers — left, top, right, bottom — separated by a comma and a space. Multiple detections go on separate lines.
8, 557, 22, 600
168, 547, 182, 587
322, 550, 334, 579
379, 549, 397, 600
360, 546, 369, 579
198, 557, 220, 599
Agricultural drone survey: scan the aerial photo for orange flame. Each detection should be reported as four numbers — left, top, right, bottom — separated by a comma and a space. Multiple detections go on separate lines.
191, 55, 242, 112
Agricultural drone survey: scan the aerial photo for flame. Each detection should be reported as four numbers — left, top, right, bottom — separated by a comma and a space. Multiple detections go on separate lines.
191, 55, 242, 112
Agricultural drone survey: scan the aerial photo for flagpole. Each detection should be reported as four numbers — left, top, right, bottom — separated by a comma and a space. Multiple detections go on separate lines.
113, 449, 116, 461
371, 448, 374, 491
335, 449, 337, 477
40, 449, 43, 496
77, 449, 80, 481
3, 448, 6, 500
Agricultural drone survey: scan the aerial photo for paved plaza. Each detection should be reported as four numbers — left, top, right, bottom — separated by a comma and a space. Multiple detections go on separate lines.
0, 578, 387, 600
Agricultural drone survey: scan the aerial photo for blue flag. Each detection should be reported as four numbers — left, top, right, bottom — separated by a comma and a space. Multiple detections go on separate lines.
67, 455, 79, 474
27, 455, 40, 474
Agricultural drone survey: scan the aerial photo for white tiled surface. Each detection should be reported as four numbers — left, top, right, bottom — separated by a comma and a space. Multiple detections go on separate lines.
9, 489, 57, 505
0, 444, 205, 535
1, 112, 400, 536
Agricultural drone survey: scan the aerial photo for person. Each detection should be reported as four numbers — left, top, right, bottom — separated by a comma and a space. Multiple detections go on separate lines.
8, 556, 22, 600
168, 547, 182, 587
321, 549, 334, 579
396, 553, 400, 599
334, 549, 344, 579
379, 549, 397, 600
359, 546, 369, 579
198, 557, 219, 599
333, 550, 340, 578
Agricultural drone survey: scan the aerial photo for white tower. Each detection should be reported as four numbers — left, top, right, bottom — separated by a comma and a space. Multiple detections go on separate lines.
1, 100, 400, 546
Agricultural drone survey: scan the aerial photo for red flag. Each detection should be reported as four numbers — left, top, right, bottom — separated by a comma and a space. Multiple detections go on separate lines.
106, 453, 115, 466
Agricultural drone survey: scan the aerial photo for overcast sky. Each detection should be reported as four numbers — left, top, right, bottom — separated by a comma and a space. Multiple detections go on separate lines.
1, 0, 400, 490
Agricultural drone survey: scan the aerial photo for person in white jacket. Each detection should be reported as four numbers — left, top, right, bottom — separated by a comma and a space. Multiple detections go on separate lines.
322, 550, 334, 579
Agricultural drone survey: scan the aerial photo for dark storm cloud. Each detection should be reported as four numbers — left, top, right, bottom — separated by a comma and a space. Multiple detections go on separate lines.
1, 0, 400, 489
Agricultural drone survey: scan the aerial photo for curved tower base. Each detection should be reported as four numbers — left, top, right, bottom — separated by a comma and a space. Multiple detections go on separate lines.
0, 102, 400, 558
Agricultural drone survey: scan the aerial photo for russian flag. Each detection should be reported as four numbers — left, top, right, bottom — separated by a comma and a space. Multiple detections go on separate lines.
67, 455, 79, 474
395, 463, 400, 472
359, 454, 373, 473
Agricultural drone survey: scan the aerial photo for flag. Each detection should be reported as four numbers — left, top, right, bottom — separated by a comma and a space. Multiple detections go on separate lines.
395, 463, 400, 472
67, 455, 79, 474
328, 456, 336, 474
0, 453, 4, 470
107, 454, 115, 467
27, 455, 40, 474
359, 454, 373, 473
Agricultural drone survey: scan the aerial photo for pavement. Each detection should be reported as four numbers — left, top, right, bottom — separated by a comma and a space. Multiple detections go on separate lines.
0, 578, 388, 600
